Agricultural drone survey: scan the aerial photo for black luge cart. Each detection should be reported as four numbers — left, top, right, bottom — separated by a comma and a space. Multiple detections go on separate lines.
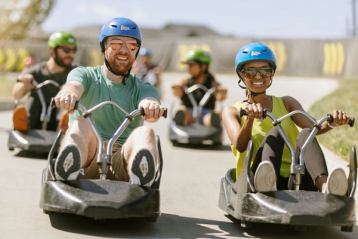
219, 110, 357, 232
40, 101, 165, 221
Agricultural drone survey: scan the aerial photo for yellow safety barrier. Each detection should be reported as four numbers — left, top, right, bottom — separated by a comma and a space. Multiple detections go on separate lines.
0, 47, 30, 72
4, 48, 17, 72
16, 48, 29, 72
323, 42, 344, 76
0, 48, 4, 71
266, 41, 287, 73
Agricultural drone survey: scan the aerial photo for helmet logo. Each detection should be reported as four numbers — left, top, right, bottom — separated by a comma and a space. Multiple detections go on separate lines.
120, 25, 130, 31
251, 51, 261, 56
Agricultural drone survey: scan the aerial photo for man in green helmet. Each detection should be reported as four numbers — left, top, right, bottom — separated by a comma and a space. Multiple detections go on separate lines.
12, 31, 78, 132
172, 49, 227, 127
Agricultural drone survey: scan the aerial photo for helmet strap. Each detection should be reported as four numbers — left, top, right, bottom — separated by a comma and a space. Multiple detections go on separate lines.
104, 58, 129, 84
237, 79, 247, 89
247, 90, 266, 99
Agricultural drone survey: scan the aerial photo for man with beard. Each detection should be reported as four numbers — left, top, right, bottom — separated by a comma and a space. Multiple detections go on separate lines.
12, 32, 78, 132
53, 17, 166, 187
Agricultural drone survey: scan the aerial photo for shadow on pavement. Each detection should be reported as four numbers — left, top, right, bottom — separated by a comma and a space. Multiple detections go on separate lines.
48, 212, 357, 238
172, 143, 231, 151
225, 215, 357, 239
14, 150, 48, 159
49, 212, 245, 238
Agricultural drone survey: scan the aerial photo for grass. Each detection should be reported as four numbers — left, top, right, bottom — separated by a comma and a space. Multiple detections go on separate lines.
309, 79, 358, 161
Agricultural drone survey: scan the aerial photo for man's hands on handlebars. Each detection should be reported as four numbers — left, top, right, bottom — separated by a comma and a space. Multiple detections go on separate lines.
54, 90, 78, 113
215, 85, 227, 101
17, 74, 35, 91
138, 98, 166, 122
171, 84, 184, 97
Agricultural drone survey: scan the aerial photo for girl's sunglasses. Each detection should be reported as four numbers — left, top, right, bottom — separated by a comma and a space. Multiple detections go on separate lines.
241, 67, 274, 78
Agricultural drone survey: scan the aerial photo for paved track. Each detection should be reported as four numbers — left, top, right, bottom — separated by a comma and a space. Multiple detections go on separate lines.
0, 73, 356, 239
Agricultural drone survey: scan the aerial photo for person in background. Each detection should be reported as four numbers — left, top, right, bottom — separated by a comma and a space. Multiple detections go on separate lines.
132, 47, 161, 94
171, 49, 227, 127
11, 31, 78, 132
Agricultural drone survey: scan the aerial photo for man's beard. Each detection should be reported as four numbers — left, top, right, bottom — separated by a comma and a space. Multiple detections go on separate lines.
53, 54, 73, 68
107, 55, 133, 75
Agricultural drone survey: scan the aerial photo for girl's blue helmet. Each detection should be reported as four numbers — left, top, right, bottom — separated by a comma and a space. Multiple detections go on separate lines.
99, 17, 142, 52
234, 42, 276, 74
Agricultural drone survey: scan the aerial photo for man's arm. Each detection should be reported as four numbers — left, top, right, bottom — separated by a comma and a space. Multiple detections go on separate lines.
212, 80, 227, 101
54, 81, 84, 112
12, 74, 35, 100
171, 78, 187, 98
138, 97, 165, 122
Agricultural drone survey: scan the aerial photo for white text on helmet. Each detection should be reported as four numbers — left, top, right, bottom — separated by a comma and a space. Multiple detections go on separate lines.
120, 25, 130, 31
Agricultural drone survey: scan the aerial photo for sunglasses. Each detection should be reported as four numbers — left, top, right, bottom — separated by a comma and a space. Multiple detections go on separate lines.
241, 67, 274, 78
106, 39, 139, 53
58, 46, 77, 54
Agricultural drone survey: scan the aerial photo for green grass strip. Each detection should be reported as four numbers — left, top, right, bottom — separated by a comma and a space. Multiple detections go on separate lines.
309, 80, 358, 161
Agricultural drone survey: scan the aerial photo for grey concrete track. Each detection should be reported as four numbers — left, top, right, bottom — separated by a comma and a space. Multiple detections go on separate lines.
0, 73, 356, 239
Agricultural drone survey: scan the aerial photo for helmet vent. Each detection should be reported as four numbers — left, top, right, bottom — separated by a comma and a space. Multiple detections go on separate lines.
262, 49, 268, 52
242, 50, 249, 54
110, 24, 118, 28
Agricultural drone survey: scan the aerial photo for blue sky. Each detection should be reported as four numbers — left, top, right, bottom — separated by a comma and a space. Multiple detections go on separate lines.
42, 0, 354, 39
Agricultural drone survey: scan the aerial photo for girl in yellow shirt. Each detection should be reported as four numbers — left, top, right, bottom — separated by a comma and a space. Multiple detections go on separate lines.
222, 42, 352, 196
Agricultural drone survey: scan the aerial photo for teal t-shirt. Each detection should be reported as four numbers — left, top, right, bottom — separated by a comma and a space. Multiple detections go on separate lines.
67, 66, 160, 144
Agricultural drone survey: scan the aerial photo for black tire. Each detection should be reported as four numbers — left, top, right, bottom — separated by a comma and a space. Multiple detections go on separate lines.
341, 226, 353, 232
240, 220, 254, 229
146, 215, 158, 222
171, 140, 179, 146
42, 209, 52, 215
225, 214, 239, 223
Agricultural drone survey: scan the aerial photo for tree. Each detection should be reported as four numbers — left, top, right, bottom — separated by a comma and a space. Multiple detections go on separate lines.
0, 0, 55, 40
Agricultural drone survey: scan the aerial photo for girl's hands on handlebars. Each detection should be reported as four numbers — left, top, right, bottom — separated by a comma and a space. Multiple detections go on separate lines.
242, 101, 265, 119
329, 110, 353, 127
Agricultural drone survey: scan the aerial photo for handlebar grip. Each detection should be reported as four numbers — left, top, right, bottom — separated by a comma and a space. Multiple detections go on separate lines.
139, 107, 168, 118
50, 97, 79, 109
239, 108, 247, 117
239, 108, 267, 118
327, 114, 355, 127
327, 114, 334, 124
348, 117, 355, 127
16, 78, 33, 84
163, 108, 168, 118
51, 98, 56, 108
